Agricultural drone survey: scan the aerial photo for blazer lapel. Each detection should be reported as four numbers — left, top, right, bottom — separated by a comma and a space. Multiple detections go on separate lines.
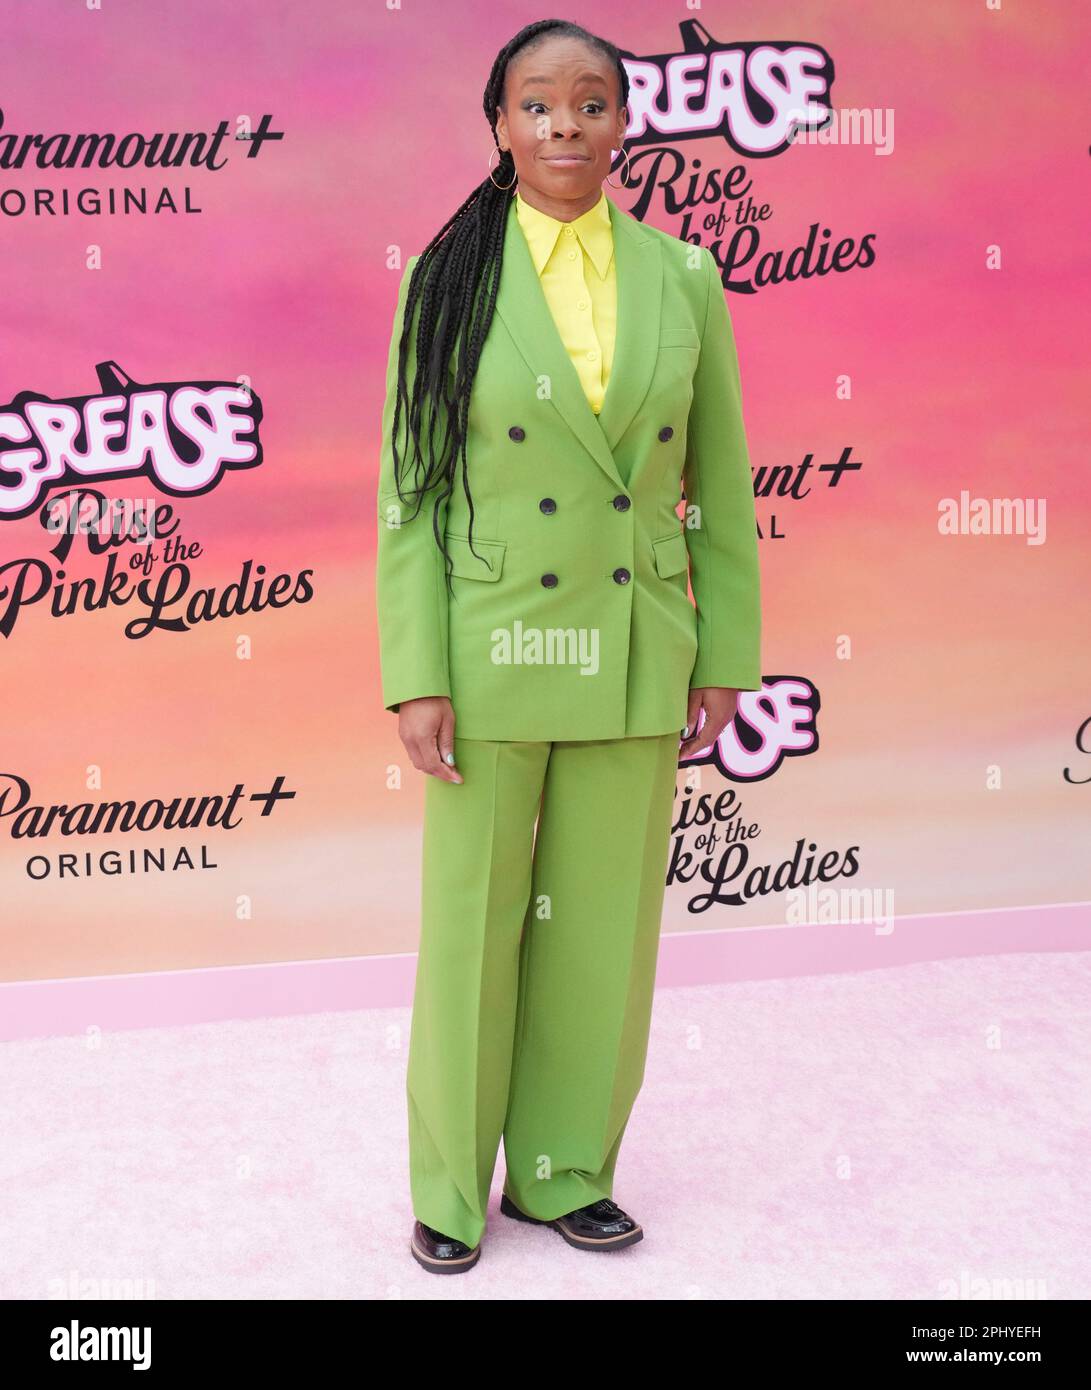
493, 193, 663, 493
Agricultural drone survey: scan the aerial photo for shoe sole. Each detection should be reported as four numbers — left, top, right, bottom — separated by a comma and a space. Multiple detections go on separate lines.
410, 1235, 481, 1273
500, 1193, 643, 1250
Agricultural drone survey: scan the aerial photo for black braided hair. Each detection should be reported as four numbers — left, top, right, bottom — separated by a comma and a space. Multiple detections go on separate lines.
387, 19, 631, 590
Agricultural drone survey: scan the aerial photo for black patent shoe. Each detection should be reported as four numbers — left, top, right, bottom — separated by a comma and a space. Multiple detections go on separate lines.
500, 1192, 643, 1250
410, 1220, 481, 1273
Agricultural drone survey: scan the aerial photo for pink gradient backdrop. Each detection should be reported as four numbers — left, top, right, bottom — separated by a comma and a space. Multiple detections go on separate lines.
1, 1, 1087, 987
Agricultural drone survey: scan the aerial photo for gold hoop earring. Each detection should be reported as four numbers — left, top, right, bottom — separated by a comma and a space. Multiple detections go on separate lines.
605, 147, 632, 188
488, 146, 517, 190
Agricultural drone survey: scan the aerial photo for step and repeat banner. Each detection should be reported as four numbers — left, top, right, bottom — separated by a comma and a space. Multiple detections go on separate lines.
2, 2, 1086, 987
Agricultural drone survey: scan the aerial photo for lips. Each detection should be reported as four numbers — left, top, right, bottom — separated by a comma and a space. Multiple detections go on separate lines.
543, 153, 590, 164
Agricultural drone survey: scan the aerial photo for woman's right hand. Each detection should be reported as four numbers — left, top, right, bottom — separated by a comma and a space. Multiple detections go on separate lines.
397, 696, 463, 783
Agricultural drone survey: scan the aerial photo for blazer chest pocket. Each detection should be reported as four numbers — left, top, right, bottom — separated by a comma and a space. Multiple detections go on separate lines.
659, 328, 700, 350
652, 530, 689, 579
444, 532, 506, 581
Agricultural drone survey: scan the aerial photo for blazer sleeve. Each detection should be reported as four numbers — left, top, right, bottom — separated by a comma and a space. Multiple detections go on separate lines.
374, 253, 452, 713
681, 247, 763, 691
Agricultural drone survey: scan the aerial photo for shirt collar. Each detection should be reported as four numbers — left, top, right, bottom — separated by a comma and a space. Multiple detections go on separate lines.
515, 189, 614, 281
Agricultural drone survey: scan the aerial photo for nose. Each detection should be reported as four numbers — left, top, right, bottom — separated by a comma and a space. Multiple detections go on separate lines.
550, 110, 584, 140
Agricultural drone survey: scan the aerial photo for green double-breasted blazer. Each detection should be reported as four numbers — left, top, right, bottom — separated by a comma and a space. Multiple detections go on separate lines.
375, 193, 761, 742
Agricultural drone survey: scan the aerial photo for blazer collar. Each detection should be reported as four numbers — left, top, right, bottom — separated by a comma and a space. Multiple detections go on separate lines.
494, 191, 663, 494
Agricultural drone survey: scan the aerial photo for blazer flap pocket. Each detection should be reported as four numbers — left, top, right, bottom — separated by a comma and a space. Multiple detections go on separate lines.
445, 532, 506, 581
653, 530, 689, 579
659, 327, 701, 349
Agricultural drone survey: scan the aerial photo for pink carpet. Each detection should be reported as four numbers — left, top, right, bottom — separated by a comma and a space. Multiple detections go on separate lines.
2, 950, 1087, 1300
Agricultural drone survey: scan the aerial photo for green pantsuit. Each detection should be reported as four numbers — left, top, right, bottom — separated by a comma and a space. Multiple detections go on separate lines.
407, 732, 680, 1249
376, 193, 762, 1248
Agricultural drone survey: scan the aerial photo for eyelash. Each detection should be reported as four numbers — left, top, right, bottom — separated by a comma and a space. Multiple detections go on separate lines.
525, 101, 606, 116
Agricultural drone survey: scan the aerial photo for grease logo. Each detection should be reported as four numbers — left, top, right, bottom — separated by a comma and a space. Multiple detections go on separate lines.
681, 675, 821, 784
0, 361, 315, 639
620, 20, 875, 292
624, 21, 834, 156
670, 677, 861, 912
0, 360, 263, 519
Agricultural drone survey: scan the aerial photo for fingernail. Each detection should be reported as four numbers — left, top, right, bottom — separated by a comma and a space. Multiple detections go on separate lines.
681, 725, 690, 738
444, 752, 456, 765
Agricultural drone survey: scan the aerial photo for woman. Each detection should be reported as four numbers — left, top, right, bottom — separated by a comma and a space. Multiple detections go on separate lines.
375, 19, 761, 1273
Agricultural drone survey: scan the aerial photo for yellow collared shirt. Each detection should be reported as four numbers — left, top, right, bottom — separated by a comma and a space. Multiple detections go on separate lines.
514, 189, 617, 415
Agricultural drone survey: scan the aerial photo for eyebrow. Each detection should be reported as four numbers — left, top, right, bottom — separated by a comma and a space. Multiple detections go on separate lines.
517, 73, 609, 89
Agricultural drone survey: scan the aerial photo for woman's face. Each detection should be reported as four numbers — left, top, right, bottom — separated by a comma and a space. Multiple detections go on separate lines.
496, 36, 629, 212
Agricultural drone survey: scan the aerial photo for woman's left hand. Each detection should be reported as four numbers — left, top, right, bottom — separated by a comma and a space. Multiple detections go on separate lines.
679, 687, 739, 757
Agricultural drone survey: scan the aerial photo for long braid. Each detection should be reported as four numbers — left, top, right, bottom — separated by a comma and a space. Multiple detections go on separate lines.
388, 20, 631, 590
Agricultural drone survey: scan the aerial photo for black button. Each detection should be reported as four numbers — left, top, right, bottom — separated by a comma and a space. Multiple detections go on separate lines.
539, 497, 556, 514
612, 494, 631, 511
509, 426, 525, 442
613, 568, 631, 584
541, 573, 558, 588
658, 426, 674, 442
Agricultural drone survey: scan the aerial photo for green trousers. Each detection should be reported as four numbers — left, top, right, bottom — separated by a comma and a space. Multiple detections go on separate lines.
406, 732, 680, 1249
